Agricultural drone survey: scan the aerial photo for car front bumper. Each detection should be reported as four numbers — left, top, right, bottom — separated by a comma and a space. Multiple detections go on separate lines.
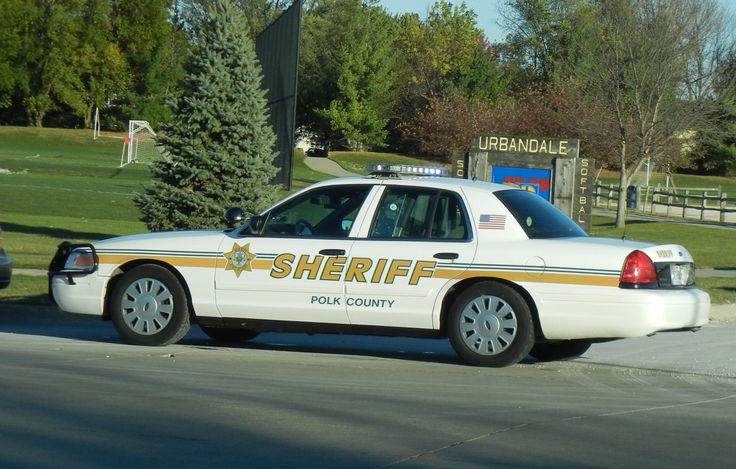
50, 274, 107, 316
48, 242, 104, 316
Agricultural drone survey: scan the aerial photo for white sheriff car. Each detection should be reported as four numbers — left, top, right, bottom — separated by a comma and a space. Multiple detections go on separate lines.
49, 173, 710, 367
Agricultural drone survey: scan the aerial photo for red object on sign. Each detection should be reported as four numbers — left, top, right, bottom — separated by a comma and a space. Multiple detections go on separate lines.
123, 136, 131, 144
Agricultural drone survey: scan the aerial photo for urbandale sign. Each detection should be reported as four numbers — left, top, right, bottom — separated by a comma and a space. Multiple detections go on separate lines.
473, 136, 579, 158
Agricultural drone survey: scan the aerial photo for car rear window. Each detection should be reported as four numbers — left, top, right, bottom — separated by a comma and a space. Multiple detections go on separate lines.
495, 189, 587, 239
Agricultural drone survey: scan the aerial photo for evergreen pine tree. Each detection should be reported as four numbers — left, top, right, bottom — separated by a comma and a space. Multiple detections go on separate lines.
134, 0, 278, 231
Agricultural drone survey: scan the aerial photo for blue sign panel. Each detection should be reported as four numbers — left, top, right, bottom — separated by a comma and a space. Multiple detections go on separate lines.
491, 166, 552, 201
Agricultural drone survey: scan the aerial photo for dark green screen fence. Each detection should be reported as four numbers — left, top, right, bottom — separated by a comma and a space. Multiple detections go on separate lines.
255, 0, 302, 189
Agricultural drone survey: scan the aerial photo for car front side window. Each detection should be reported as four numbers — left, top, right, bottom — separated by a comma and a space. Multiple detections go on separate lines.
262, 185, 371, 238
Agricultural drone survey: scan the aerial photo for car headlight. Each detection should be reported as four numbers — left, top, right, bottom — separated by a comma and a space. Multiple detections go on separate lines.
64, 249, 97, 273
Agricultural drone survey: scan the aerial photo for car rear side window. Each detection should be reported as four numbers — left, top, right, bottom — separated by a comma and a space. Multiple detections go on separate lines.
495, 189, 586, 239
370, 187, 468, 240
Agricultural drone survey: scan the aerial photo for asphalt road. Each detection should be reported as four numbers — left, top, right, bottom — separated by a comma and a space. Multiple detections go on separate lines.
1, 307, 734, 468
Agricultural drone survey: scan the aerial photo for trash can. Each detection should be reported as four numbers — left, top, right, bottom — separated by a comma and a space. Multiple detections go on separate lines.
626, 185, 639, 209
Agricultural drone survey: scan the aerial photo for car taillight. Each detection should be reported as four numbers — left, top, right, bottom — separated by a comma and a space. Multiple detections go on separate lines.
620, 250, 658, 288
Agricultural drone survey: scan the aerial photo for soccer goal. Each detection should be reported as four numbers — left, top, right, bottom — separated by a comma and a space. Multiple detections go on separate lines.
119, 120, 158, 167
92, 107, 101, 140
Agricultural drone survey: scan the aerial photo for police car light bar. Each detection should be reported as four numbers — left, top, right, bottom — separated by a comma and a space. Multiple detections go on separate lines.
367, 163, 448, 177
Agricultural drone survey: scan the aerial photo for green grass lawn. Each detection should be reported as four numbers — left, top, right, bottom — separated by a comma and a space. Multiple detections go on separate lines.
696, 277, 736, 305
590, 216, 736, 270
0, 126, 733, 305
1, 127, 149, 270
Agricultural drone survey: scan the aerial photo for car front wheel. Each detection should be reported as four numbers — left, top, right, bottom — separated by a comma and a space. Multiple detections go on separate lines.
110, 265, 191, 346
448, 281, 534, 367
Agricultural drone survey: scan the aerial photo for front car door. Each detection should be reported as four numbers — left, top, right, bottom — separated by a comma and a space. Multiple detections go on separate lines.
346, 184, 477, 329
215, 184, 373, 324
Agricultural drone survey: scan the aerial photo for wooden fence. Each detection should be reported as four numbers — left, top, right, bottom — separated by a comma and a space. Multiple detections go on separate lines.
593, 182, 736, 223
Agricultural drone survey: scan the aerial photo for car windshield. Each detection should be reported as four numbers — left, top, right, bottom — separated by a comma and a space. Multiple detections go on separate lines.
495, 189, 586, 239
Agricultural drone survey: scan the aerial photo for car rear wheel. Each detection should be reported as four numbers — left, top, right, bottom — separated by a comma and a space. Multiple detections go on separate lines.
200, 325, 259, 342
530, 340, 592, 362
448, 281, 534, 367
110, 265, 191, 346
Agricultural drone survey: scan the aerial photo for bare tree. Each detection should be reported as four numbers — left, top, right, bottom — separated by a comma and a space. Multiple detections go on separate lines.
581, 0, 733, 227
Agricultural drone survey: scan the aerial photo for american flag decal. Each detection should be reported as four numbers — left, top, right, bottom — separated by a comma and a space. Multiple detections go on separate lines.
479, 214, 506, 230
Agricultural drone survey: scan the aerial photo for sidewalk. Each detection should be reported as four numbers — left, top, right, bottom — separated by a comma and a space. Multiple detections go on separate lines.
303, 156, 358, 177
15, 268, 48, 277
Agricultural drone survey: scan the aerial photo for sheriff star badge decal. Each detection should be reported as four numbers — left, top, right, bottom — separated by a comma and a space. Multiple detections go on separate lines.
223, 242, 256, 278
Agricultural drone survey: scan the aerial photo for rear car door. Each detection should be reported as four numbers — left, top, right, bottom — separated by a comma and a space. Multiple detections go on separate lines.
346, 185, 476, 329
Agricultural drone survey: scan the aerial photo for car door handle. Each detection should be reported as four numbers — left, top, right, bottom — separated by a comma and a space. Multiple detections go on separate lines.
319, 249, 346, 256
434, 252, 459, 260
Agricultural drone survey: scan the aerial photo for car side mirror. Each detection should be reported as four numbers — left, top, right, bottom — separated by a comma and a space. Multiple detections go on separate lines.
224, 207, 246, 228
249, 214, 265, 234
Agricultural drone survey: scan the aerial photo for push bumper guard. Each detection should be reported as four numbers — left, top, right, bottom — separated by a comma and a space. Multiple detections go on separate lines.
48, 242, 98, 304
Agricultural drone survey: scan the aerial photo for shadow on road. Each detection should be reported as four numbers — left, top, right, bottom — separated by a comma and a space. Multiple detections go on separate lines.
1, 222, 119, 241
0, 304, 483, 366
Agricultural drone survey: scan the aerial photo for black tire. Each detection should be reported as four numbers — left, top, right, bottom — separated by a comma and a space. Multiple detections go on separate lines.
530, 340, 592, 362
448, 281, 534, 367
109, 265, 191, 346
200, 325, 259, 342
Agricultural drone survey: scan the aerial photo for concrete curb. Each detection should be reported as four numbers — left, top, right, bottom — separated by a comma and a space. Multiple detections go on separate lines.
15, 268, 47, 277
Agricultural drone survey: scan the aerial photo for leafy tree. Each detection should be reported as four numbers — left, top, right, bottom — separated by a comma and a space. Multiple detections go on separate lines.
393, 1, 504, 152
77, 0, 131, 128
234, 0, 288, 36
499, 0, 601, 89
448, 39, 509, 102
0, 0, 131, 127
179, 0, 286, 38
298, 0, 399, 149
682, 4, 736, 175
111, 0, 187, 126
405, 80, 608, 160
397, 1, 484, 98
579, 0, 731, 227
0, 0, 36, 110
135, 0, 278, 231
314, 1, 398, 150
20, 0, 87, 127
296, 7, 337, 144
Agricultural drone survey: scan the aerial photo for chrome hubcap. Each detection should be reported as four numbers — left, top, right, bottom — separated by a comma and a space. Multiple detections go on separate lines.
459, 295, 517, 356
121, 278, 174, 335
